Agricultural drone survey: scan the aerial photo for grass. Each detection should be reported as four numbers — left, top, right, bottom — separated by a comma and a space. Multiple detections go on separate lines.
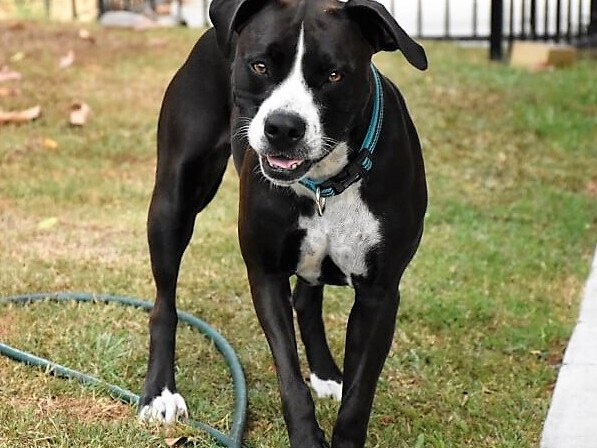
1, 20, 596, 448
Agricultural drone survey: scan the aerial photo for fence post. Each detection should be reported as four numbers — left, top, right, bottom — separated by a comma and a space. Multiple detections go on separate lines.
590, 0, 597, 36
444, 0, 451, 38
530, 0, 537, 38
490, 0, 504, 60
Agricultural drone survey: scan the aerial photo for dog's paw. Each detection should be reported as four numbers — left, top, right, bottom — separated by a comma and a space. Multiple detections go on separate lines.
309, 373, 342, 402
138, 388, 188, 424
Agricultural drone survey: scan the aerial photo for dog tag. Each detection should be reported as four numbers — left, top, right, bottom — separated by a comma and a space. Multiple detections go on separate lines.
315, 187, 326, 216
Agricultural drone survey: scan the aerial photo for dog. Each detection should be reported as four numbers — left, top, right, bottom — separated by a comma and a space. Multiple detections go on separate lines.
139, 0, 427, 446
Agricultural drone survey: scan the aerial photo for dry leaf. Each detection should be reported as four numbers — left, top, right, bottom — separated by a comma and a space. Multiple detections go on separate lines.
78, 28, 95, 43
69, 101, 90, 126
164, 437, 188, 447
0, 105, 41, 124
10, 52, 25, 62
9, 22, 26, 31
38, 217, 59, 230
0, 86, 21, 97
43, 138, 59, 150
585, 180, 597, 197
0, 66, 22, 83
59, 50, 75, 69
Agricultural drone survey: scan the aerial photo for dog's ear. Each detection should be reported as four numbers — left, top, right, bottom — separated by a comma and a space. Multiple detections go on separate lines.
344, 0, 427, 70
209, 0, 268, 57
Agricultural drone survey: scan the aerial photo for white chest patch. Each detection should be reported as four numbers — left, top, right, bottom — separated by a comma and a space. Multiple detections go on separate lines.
293, 184, 381, 286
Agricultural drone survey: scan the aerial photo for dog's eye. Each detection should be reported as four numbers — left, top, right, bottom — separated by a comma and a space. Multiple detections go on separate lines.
251, 61, 268, 76
328, 70, 343, 83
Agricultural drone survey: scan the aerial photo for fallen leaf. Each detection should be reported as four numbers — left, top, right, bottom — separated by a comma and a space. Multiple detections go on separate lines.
59, 50, 75, 69
0, 105, 41, 124
0, 66, 22, 83
585, 180, 597, 197
0, 86, 21, 97
78, 28, 95, 43
8, 22, 26, 31
38, 217, 59, 230
69, 101, 90, 126
164, 437, 188, 447
10, 52, 25, 62
43, 138, 59, 150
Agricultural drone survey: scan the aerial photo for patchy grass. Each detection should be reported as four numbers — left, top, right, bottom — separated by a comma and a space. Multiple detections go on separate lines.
1, 20, 596, 448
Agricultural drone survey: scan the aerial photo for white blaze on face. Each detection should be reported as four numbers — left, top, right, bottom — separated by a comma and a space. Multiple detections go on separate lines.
247, 25, 323, 158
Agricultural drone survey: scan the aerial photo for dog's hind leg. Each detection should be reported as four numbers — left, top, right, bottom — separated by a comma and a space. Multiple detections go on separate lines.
292, 279, 343, 401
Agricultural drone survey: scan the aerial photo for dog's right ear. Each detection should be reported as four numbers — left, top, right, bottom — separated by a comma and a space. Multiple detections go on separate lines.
209, 0, 268, 58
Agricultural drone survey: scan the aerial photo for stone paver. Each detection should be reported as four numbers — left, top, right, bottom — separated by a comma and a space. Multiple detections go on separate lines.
541, 245, 597, 448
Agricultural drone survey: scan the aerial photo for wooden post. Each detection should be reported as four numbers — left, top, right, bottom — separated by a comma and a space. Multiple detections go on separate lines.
490, 0, 504, 60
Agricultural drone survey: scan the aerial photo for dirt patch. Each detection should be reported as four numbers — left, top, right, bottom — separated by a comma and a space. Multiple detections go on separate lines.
0, 312, 14, 339
585, 180, 597, 198
1, 209, 142, 264
8, 395, 131, 423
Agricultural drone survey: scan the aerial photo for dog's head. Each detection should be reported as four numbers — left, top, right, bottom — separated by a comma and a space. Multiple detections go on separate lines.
210, 0, 426, 186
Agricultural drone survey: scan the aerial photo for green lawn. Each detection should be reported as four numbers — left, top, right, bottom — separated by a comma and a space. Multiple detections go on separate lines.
0, 21, 596, 448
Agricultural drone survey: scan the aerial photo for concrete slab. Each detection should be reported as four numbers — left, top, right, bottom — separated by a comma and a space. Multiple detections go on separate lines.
541, 245, 597, 448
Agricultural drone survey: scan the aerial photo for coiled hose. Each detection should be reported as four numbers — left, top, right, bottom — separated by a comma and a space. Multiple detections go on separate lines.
0, 292, 247, 448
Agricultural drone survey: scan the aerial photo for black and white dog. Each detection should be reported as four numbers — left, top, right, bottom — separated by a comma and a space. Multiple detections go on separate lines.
139, 0, 427, 446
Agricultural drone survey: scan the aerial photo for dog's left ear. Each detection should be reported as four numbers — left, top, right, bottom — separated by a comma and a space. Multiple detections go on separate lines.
209, 0, 268, 58
344, 0, 428, 70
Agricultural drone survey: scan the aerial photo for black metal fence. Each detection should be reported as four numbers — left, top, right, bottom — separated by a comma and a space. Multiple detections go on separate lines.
407, 0, 596, 59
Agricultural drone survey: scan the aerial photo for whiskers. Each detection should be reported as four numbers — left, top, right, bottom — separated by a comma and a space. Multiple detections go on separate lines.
232, 116, 252, 143
321, 136, 340, 153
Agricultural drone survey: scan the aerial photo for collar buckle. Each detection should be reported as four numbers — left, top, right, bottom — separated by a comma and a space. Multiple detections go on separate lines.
315, 187, 326, 216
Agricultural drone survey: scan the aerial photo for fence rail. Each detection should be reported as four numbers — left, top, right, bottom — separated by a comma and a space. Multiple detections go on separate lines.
406, 0, 596, 59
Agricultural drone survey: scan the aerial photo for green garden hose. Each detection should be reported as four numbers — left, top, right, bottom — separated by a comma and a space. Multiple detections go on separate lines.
0, 292, 247, 448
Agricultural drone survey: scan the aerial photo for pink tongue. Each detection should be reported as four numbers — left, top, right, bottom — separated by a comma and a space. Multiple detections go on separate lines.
266, 156, 304, 170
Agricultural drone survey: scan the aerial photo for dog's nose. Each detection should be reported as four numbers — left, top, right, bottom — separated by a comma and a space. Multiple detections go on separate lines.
264, 113, 306, 148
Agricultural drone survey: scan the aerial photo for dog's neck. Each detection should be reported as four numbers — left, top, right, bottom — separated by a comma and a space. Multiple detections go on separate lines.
295, 64, 383, 214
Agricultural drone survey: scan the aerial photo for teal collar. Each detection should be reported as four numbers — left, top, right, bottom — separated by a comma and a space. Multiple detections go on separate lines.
299, 63, 384, 215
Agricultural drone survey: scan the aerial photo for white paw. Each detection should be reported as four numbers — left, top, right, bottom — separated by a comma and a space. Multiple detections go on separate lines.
309, 372, 342, 401
138, 388, 188, 424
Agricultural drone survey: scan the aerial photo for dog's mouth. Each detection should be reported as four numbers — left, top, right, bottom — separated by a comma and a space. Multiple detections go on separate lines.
266, 155, 305, 170
259, 154, 314, 184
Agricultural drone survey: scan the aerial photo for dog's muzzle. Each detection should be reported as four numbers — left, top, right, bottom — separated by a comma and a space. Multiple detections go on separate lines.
256, 111, 317, 184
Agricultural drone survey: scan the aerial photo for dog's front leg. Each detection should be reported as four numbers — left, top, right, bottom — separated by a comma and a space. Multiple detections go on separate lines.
138, 188, 198, 423
332, 282, 401, 448
248, 272, 329, 448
